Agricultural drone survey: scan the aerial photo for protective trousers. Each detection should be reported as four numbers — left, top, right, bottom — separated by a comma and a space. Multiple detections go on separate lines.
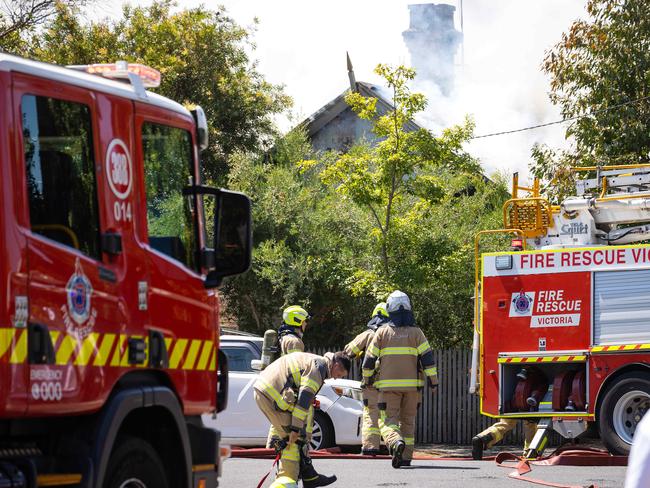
479, 418, 537, 450
379, 390, 420, 460
267, 405, 314, 447
254, 390, 300, 485
362, 386, 381, 451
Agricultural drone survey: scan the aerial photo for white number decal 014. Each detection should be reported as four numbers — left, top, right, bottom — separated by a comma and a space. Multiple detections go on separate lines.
113, 201, 133, 222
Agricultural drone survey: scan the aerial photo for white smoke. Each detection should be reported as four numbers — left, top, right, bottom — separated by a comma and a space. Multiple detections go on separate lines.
101, 0, 586, 184
410, 0, 586, 182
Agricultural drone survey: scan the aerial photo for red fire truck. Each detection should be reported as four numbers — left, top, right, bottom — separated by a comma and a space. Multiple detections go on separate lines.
471, 167, 650, 456
0, 54, 251, 487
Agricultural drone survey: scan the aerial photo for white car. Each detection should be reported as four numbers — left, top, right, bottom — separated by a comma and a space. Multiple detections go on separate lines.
203, 333, 363, 450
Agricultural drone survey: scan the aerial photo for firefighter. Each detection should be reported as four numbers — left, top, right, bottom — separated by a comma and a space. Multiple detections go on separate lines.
344, 302, 390, 456
254, 351, 350, 488
362, 290, 438, 468
471, 418, 538, 460
278, 305, 310, 355
268, 305, 316, 449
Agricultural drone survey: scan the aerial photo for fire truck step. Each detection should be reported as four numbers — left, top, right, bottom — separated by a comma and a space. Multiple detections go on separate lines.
36, 473, 82, 487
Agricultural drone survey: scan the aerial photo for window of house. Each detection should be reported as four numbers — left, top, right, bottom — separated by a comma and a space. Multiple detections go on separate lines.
142, 122, 197, 270
22, 95, 101, 259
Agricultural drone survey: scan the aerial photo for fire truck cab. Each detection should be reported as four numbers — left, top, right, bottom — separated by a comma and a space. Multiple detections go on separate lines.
0, 54, 251, 487
471, 167, 650, 456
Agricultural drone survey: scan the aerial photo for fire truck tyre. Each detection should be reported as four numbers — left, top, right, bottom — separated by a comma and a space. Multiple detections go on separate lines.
599, 373, 650, 456
310, 411, 335, 451
104, 437, 170, 488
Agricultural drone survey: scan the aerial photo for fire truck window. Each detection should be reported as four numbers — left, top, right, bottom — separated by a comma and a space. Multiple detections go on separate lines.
22, 95, 101, 259
142, 123, 197, 270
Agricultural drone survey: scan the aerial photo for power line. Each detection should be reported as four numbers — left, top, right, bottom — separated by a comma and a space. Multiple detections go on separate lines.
470, 94, 650, 140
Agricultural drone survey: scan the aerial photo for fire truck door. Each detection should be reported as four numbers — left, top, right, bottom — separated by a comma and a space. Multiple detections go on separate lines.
14, 74, 126, 414
135, 104, 217, 411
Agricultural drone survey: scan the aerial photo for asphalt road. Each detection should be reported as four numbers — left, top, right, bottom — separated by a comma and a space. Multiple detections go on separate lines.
221, 457, 627, 488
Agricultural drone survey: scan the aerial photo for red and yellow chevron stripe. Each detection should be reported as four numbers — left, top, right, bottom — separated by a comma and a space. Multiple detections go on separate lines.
497, 354, 587, 364
0, 327, 216, 371
591, 344, 650, 353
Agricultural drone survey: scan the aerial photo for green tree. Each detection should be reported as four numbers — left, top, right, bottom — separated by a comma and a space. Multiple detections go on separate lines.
0, 0, 93, 51
221, 128, 376, 346
302, 64, 479, 282
533, 0, 650, 199
4, 0, 290, 182
294, 64, 504, 347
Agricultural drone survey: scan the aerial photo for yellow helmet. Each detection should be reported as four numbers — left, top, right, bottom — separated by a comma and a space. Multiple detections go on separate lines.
283, 305, 311, 327
371, 302, 388, 318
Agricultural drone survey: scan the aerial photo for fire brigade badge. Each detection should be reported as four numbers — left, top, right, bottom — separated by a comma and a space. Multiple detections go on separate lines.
510, 291, 535, 317
62, 258, 97, 338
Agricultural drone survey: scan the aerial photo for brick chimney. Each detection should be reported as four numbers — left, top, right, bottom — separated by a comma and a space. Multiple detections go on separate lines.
402, 3, 462, 96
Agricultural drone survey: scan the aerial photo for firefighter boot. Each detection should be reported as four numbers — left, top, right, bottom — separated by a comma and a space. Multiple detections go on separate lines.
361, 449, 380, 456
471, 433, 493, 460
299, 444, 336, 488
391, 440, 406, 469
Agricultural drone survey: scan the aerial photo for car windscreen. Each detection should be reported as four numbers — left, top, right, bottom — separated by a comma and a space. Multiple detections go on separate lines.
221, 344, 259, 372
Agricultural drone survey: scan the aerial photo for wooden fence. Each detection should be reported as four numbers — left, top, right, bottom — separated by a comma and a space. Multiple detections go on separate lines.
309, 347, 556, 446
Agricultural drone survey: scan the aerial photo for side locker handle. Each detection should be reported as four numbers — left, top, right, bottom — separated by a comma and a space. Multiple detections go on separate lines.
148, 329, 169, 368
28, 323, 56, 365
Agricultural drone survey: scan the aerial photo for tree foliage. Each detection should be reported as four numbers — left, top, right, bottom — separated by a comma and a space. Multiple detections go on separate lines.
532, 0, 650, 200
0, 0, 93, 50
223, 66, 508, 349
302, 64, 480, 279
221, 129, 376, 346
2, 0, 290, 182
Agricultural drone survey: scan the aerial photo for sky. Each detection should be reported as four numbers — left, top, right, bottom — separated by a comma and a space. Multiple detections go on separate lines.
97, 0, 588, 183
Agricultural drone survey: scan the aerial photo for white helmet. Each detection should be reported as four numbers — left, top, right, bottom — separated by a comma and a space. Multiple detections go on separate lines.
386, 290, 411, 312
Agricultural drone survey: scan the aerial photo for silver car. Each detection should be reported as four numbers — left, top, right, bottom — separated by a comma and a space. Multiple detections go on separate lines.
203, 334, 363, 450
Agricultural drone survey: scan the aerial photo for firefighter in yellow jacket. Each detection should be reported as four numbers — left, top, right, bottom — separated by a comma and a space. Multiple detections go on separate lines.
268, 306, 317, 447
344, 302, 389, 455
362, 290, 439, 468
278, 305, 310, 355
254, 351, 350, 488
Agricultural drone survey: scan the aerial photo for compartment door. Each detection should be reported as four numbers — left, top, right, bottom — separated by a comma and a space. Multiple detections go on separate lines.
594, 269, 650, 345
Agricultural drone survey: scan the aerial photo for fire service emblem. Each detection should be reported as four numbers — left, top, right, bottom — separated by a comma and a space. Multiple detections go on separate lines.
511, 291, 534, 316
62, 258, 97, 338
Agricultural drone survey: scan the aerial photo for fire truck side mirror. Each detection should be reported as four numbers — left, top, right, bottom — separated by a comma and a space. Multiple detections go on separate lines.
190, 106, 209, 152
205, 189, 252, 288
182, 185, 252, 288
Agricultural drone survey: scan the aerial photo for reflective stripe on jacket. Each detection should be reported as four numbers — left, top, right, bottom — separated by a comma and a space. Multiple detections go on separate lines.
254, 352, 329, 431
362, 325, 438, 391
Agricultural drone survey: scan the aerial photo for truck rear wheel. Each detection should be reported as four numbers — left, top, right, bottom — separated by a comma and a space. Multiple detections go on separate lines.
104, 437, 169, 488
599, 372, 650, 455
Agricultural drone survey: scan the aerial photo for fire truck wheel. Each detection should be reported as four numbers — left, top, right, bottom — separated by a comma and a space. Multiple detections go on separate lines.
104, 437, 170, 488
599, 372, 650, 456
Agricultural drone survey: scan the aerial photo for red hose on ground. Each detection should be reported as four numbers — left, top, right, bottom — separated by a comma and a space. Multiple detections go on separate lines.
494, 446, 627, 488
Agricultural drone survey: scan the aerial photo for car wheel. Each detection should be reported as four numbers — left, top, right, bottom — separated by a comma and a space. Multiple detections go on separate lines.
310, 411, 335, 450
599, 372, 650, 455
